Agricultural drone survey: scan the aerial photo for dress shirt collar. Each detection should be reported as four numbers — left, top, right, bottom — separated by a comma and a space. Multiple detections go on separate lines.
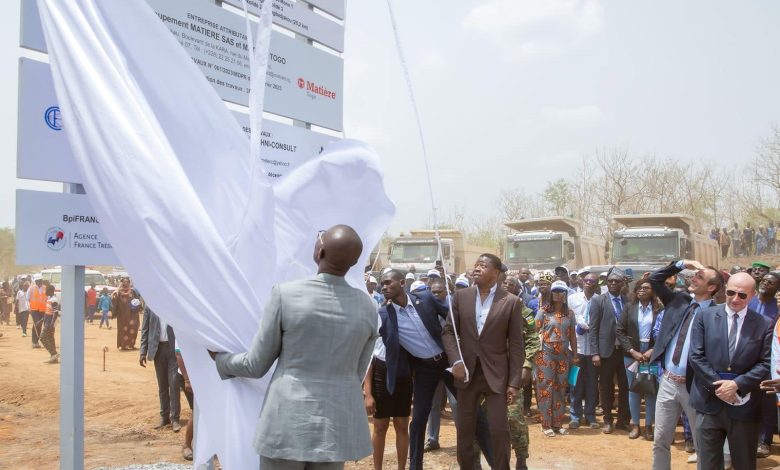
392, 295, 415, 313
478, 283, 498, 297
725, 304, 748, 320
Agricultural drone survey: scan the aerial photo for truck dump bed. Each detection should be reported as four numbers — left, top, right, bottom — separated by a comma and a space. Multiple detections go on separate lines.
504, 217, 582, 237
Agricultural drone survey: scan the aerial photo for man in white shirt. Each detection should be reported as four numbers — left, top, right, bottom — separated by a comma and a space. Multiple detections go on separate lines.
15, 281, 31, 337
568, 271, 600, 429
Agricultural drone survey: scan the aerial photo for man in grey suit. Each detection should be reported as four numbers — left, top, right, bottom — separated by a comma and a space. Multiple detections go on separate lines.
212, 225, 378, 470
140, 306, 180, 432
588, 267, 631, 434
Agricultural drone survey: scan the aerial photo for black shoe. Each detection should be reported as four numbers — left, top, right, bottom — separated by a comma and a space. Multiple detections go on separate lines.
515, 456, 528, 470
154, 419, 171, 430
685, 439, 695, 453
644, 425, 654, 441
602, 422, 614, 434
424, 440, 440, 452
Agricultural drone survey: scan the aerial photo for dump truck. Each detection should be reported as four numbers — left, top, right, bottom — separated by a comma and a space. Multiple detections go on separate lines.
609, 214, 720, 269
503, 217, 606, 271
387, 229, 493, 275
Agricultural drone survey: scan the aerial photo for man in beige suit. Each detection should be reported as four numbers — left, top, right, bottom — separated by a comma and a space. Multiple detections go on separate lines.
443, 253, 525, 470
212, 225, 378, 470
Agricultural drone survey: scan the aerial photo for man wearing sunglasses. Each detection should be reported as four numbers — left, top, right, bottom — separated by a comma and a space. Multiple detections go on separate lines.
689, 272, 772, 470
647, 259, 723, 469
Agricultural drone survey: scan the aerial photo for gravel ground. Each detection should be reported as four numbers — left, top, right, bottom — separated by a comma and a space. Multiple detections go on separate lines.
92, 464, 195, 470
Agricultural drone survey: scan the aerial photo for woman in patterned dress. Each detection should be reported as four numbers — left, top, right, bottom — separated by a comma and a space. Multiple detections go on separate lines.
112, 277, 144, 350
534, 279, 578, 437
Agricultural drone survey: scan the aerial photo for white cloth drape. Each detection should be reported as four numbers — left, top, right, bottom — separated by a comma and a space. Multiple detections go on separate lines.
37, 1, 395, 468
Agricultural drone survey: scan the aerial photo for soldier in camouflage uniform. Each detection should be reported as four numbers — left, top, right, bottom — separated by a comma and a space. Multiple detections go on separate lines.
503, 275, 540, 470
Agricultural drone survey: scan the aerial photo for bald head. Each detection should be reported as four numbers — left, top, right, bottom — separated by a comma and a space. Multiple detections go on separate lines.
725, 272, 755, 313
314, 224, 363, 276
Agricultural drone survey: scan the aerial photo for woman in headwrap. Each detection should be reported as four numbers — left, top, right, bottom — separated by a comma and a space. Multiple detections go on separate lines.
534, 275, 578, 437
111, 277, 144, 350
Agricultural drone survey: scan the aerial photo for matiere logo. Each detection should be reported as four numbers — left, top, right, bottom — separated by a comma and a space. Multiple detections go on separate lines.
44, 106, 62, 131
297, 78, 337, 100
45, 227, 66, 251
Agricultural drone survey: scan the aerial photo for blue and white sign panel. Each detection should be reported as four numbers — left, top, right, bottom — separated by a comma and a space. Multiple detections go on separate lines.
16, 190, 119, 265
17, 58, 339, 184
20, 0, 344, 130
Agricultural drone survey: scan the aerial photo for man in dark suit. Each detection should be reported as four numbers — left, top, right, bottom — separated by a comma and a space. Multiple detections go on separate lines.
443, 254, 525, 470
588, 267, 631, 434
689, 272, 772, 470
377, 270, 491, 470
647, 259, 722, 469
139, 307, 180, 432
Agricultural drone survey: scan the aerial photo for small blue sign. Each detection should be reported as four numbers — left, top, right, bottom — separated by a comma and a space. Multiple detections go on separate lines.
44, 106, 62, 131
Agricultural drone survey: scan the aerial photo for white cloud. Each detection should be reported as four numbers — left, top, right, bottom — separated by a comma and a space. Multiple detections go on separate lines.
463, 0, 604, 59
413, 49, 446, 75
540, 105, 606, 125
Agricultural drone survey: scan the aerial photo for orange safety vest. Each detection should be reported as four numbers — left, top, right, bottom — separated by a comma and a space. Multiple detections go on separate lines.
30, 286, 46, 312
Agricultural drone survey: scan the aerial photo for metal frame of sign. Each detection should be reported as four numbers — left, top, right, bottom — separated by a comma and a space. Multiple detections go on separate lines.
305, 0, 345, 20
220, 0, 344, 52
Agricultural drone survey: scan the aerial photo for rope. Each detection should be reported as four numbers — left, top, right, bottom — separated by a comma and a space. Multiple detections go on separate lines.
384, 0, 468, 382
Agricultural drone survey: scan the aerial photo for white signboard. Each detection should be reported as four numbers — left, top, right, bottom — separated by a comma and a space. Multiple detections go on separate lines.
16, 190, 119, 265
17, 58, 78, 183
220, 0, 344, 52
17, 58, 338, 183
233, 115, 339, 180
305, 0, 345, 20
21, 0, 344, 130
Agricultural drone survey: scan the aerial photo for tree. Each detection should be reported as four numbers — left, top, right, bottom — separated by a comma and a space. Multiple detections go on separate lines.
542, 179, 572, 216
753, 125, 780, 208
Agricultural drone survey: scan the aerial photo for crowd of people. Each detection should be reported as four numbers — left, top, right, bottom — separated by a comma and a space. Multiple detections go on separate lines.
3, 223, 780, 469
712, 222, 780, 258
362, 255, 780, 470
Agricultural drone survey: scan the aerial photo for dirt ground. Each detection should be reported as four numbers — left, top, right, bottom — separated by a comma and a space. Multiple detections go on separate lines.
1, 321, 778, 470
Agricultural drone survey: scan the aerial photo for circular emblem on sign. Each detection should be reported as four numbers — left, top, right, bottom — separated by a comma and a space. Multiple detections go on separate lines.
45, 227, 67, 251
297, 78, 305, 88
44, 106, 62, 131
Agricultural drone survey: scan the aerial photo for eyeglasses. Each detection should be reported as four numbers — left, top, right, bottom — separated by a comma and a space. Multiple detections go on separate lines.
636, 285, 652, 291
317, 230, 325, 247
725, 289, 748, 300
582, 279, 597, 285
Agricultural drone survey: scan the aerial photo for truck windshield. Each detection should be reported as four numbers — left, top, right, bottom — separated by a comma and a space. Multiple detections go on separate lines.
505, 239, 561, 263
390, 243, 438, 262
612, 235, 678, 262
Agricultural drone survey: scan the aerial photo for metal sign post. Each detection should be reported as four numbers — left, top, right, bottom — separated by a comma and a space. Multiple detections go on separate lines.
60, 183, 86, 470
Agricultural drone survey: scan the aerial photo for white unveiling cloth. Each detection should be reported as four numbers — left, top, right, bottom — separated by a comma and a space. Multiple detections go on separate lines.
37, 1, 395, 468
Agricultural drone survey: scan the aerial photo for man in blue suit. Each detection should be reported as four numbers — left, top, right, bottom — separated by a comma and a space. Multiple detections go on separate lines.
378, 270, 491, 470
688, 272, 772, 470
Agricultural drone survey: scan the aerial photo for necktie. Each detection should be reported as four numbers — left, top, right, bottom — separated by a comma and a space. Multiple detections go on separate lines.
728, 313, 738, 362
612, 297, 623, 321
671, 302, 698, 365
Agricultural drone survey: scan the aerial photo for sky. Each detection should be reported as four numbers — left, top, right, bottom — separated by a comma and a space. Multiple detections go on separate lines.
2, 0, 780, 236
